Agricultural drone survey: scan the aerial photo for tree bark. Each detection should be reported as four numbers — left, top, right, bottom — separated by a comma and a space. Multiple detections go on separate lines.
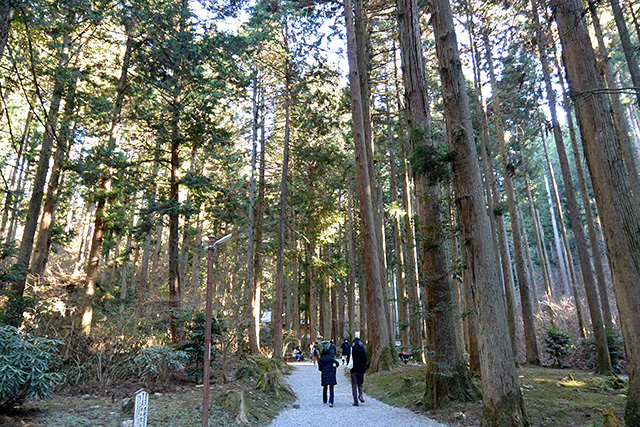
399, 112, 422, 350
292, 229, 300, 342
524, 173, 553, 300
355, 0, 387, 298
191, 205, 204, 289
31, 53, 80, 277
273, 40, 292, 357
466, 20, 518, 361
397, 0, 444, 367
249, 105, 267, 353
582, 2, 630, 330
389, 145, 409, 346
179, 145, 199, 285
1, 95, 34, 240
307, 241, 318, 344
543, 149, 587, 339
0, 1, 13, 61
608, 0, 640, 109
483, 31, 540, 366
429, 0, 527, 422
551, 0, 640, 421
532, 0, 612, 373
320, 247, 331, 339
81, 32, 133, 336
119, 202, 135, 299
138, 137, 162, 298
344, 0, 392, 371
9, 25, 73, 304
245, 76, 260, 353
588, 0, 640, 211
544, 171, 569, 294
347, 200, 357, 341
518, 204, 539, 309
392, 44, 422, 350
396, 0, 479, 407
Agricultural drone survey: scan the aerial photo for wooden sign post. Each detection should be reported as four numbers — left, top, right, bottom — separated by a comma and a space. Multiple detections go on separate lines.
133, 389, 149, 427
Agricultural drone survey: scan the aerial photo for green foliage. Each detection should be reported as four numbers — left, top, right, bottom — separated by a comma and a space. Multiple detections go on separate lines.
175, 310, 222, 380
604, 330, 624, 373
0, 326, 63, 413
582, 329, 625, 373
0, 243, 23, 304
544, 326, 572, 368
0, 296, 36, 328
133, 346, 188, 385
492, 200, 508, 217
411, 143, 454, 185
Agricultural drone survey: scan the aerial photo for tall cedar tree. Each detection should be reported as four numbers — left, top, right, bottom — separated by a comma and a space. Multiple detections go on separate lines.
396, 0, 479, 408
430, 0, 528, 424
550, 0, 640, 423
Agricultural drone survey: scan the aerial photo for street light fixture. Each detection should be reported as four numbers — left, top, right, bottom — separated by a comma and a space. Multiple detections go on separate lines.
202, 233, 232, 427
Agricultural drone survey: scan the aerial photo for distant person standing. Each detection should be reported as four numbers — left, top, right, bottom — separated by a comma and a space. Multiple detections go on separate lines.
341, 339, 351, 365
312, 342, 320, 364
350, 337, 367, 406
329, 340, 337, 357
318, 348, 340, 407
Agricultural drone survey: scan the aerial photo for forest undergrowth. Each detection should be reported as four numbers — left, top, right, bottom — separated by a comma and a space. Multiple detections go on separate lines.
1, 343, 294, 427
0, 249, 295, 426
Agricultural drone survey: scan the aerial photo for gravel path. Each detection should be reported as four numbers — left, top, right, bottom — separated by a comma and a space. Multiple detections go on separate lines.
268, 362, 447, 427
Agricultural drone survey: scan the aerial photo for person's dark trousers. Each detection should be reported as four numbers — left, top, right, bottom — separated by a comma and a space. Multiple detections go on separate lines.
350, 372, 364, 404
346, 354, 350, 365
323, 384, 335, 405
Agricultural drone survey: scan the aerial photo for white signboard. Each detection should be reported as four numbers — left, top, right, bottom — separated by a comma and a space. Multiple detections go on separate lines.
133, 389, 149, 427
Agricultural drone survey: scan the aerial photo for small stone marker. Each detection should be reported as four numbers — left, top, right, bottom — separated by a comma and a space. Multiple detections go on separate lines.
133, 389, 149, 427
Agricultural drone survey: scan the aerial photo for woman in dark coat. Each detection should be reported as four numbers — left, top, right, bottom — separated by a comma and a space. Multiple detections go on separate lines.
318, 349, 340, 407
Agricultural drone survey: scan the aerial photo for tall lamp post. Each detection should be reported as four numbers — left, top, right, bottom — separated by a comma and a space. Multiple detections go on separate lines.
202, 233, 232, 427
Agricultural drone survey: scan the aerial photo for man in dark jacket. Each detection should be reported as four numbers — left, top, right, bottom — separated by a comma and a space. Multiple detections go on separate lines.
341, 339, 351, 365
329, 340, 337, 357
350, 337, 367, 406
318, 349, 340, 407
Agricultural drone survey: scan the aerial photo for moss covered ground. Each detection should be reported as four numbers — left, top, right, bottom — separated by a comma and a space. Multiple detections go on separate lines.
365, 364, 626, 426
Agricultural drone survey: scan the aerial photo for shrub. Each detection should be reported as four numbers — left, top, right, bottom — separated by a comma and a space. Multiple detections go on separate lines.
133, 346, 188, 386
605, 329, 624, 373
175, 310, 221, 380
544, 326, 572, 368
0, 325, 63, 413
582, 329, 625, 373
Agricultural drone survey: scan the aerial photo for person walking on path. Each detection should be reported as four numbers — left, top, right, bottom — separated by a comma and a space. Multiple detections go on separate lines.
267, 362, 445, 426
318, 348, 340, 407
341, 339, 351, 365
350, 337, 367, 406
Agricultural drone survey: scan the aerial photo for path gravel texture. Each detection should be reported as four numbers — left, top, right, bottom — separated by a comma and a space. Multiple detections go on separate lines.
268, 362, 447, 427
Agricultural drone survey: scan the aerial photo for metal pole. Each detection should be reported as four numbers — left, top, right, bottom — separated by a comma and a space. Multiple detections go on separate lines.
202, 235, 215, 427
